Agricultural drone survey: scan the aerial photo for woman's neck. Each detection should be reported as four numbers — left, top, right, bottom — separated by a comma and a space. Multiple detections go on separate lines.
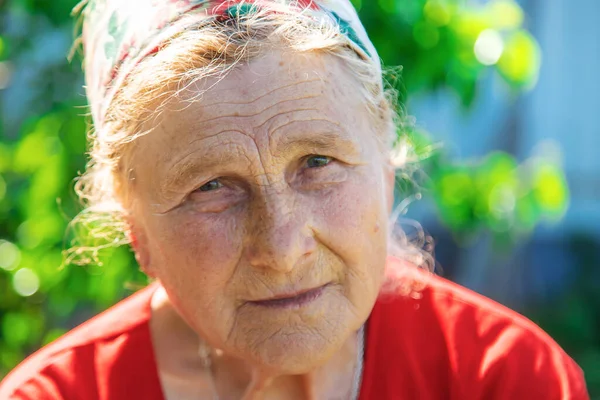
149, 286, 361, 400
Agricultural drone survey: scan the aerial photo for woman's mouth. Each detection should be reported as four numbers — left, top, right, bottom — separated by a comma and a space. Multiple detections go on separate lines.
248, 284, 329, 309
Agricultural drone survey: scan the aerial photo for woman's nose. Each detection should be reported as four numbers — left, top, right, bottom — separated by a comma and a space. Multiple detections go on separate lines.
244, 195, 316, 273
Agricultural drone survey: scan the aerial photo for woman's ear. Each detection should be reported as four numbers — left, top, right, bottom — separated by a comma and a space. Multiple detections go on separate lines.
127, 220, 154, 278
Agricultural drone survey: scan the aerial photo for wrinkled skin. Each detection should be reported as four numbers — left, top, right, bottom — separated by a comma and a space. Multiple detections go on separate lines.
127, 49, 394, 398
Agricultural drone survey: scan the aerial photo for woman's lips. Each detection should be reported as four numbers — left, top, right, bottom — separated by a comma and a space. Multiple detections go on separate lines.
248, 284, 329, 309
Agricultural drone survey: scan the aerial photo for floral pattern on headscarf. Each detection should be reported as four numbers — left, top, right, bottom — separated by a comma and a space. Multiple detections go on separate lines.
80, 0, 380, 128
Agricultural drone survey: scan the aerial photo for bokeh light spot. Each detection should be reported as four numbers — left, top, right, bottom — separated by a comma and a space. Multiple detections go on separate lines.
0, 240, 21, 271
17, 220, 43, 249
424, 1, 452, 27
13, 268, 40, 297
488, 0, 524, 30
534, 165, 568, 212
489, 183, 516, 217
474, 29, 504, 66
497, 30, 541, 88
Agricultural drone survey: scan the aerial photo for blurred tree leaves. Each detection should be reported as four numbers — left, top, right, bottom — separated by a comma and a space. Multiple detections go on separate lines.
428, 149, 568, 246
0, 0, 593, 395
355, 0, 542, 106
0, 0, 150, 372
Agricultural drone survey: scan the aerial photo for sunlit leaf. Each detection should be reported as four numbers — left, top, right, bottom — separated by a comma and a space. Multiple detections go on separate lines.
453, 11, 489, 43
424, 1, 453, 27
438, 169, 474, 206
497, 30, 541, 88
532, 163, 569, 216
486, 0, 524, 30
13, 115, 64, 174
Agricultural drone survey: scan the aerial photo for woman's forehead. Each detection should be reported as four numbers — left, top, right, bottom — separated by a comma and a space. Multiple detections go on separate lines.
140, 51, 369, 156
178, 50, 352, 110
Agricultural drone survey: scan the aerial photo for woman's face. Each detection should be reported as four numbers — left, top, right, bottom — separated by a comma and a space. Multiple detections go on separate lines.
129, 50, 393, 373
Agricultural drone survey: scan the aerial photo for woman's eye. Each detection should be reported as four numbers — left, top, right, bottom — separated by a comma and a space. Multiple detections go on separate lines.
198, 179, 223, 192
306, 155, 332, 168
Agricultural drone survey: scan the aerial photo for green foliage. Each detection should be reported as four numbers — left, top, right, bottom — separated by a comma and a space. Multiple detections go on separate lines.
355, 0, 542, 105
0, 104, 149, 373
427, 146, 568, 246
0, 0, 149, 373
0, 0, 596, 396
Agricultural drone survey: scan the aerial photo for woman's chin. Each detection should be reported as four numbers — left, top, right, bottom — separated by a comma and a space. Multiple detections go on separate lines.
225, 295, 354, 372
225, 315, 351, 374
248, 329, 345, 374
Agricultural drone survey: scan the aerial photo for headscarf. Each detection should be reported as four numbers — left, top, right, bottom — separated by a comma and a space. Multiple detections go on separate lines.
80, 0, 380, 129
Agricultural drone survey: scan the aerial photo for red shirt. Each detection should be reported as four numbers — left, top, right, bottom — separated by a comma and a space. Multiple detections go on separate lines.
0, 262, 589, 399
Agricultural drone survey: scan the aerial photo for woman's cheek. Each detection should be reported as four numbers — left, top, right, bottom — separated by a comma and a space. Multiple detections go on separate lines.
150, 209, 242, 281
317, 173, 387, 244
312, 172, 388, 294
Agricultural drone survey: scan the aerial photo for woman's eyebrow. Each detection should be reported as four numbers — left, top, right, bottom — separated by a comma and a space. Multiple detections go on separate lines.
162, 153, 227, 191
275, 131, 361, 155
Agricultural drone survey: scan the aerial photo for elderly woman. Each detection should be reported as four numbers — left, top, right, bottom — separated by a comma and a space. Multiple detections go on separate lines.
0, 0, 589, 399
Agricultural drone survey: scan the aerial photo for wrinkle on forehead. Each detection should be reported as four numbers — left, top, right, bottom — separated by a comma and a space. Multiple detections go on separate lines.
172, 82, 325, 138
147, 80, 325, 159
196, 77, 325, 108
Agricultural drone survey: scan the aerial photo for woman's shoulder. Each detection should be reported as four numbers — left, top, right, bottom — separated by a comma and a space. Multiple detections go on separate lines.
375, 257, 567, 344
374, 260, 566, 350
0, 283, 162, 400
360, 258, 589, 399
